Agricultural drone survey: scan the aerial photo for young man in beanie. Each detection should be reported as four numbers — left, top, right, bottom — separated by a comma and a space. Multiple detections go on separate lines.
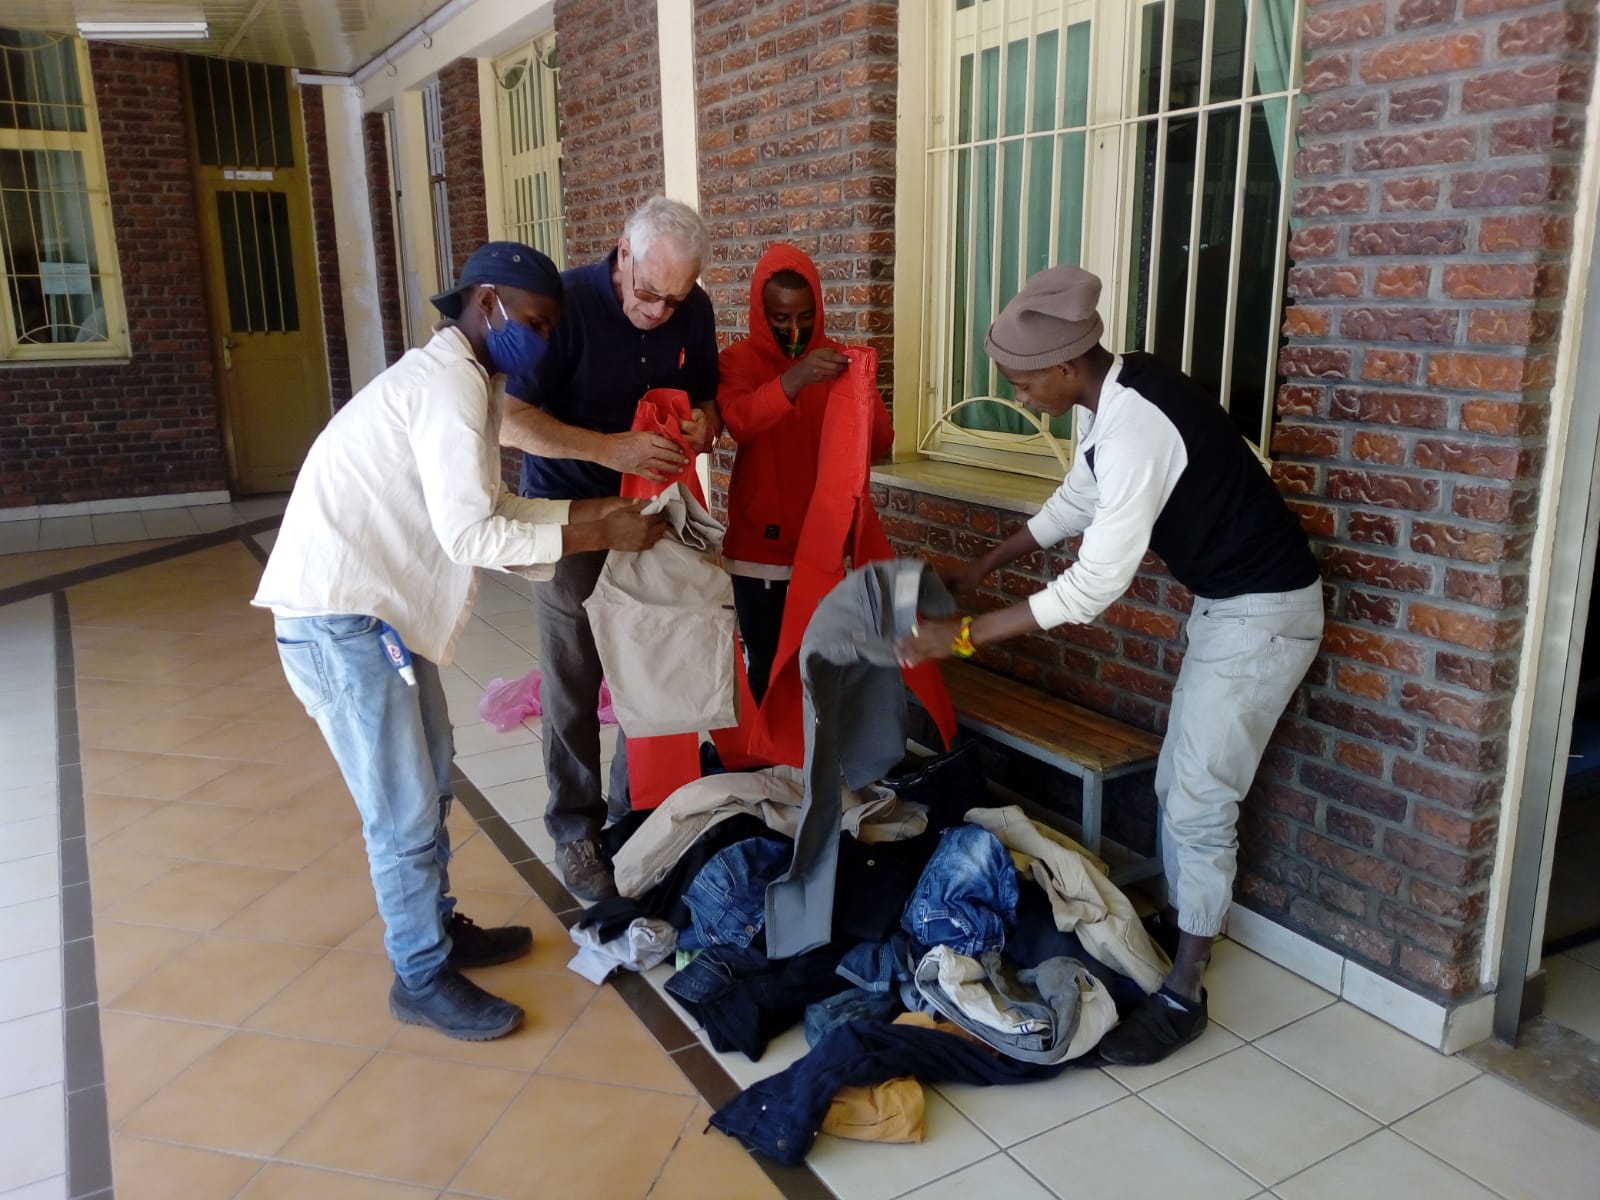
899, 263, 1324, 1066
256, 243, 664, 1041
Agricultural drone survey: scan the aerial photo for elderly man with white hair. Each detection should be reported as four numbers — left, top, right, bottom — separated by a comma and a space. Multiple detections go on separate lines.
501, 196, 722, 900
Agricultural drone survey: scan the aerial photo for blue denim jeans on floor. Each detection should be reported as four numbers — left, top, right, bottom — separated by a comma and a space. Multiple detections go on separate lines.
275, 614, 456, 988
901, 824, 1018, 956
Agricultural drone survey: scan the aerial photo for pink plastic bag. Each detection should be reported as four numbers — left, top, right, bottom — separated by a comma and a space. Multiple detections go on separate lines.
478, 667, 618, 733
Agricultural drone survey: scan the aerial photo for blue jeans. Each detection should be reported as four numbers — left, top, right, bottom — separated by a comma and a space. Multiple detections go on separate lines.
901, 824, 1018, 956
274, 614, 457, 988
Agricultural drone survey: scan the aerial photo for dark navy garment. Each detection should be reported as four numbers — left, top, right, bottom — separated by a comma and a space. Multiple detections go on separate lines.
711, 1018, 1072, 1164
1009, 875, 1147, 1015
803, 987, 901, 1047
681, 837, 791, 951
902, 824, 1019, 956
510, 250, 719, 501
665, 943, 851, 1061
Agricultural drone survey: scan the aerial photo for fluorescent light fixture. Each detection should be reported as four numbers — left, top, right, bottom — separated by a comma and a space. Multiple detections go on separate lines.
76, 21, 210, 41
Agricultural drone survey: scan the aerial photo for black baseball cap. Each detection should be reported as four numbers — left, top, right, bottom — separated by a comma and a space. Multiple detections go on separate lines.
430, 241, 563, 318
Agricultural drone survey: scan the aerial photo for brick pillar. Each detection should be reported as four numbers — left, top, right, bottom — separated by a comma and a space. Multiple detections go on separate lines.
439, 57, 490, 278
1263, 0, 1595, 998
301, 86, 352, 407
553, 0, 666, 264
362, 112, 408, 366
694, 0, 898, 515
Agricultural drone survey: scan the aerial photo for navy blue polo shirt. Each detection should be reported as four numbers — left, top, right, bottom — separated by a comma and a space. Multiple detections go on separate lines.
510, 250, 719, 500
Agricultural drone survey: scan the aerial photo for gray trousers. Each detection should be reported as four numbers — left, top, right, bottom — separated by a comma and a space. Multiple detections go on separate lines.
534, 548, 630, 845
1157, 580, 1324, 938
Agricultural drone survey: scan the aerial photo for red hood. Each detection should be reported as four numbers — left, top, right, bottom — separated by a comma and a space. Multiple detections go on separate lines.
747, 243, 832, 367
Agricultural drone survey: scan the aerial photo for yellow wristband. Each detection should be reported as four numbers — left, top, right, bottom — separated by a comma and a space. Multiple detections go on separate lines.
951, 615, 977, 659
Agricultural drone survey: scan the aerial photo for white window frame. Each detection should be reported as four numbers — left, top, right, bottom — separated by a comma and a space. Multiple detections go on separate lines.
898, 0, 1305, 481
491, 33, 566, 267
0, 32, 127, 363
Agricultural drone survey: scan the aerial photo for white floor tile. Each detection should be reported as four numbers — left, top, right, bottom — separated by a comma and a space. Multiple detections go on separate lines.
0, 853, 59, 910
0, 817, 56, 866
808, 1090, 997, 1200
34, 518, 94, 553
938, 1067, 1128, 1147
1206, 940, 1336, 1041
702, 1022, 812, 1091
231, 496, 290, 520
1142, 1046, 1377, 1186
1013, 1095, 1258, 1200
190, 504, 242, 533
252, 529, 278, 555
472, 577, 534, 616
1543, 954, 1600, 1042
1565, 939, 1600, 971
2, 757, 54, 791
0, 1011, 63, 1099
0, 1084, 65, 1192
0, 950, 61, 1021
453, 719, 537, 759
138, 507, 201, 538
1257, 1002, 1479, 1123
0, 708, 55, 739
1396, 1074, 1600, 1200
508, 814, 556, 864
486, 774, 551, 827
0, 523, 40, 554
892, 1154, 1056, 1200
0, 1174, 69, 1200
0, 898, 59, 963
1276, 1129, 1496, 1200
455, 742, 546, 789
1101, 1019, 1244, 1092
0, 786, 55, 825
89, 512, 148, 545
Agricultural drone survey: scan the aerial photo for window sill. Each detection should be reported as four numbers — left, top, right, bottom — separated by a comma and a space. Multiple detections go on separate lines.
870, 458, 1057, 517
1, 356, 132, 370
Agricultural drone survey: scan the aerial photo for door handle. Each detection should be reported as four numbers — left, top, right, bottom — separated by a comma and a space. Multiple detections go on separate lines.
222, 337, 234, 370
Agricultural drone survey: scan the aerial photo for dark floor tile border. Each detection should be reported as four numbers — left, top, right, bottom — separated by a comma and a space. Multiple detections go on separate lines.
53, 590, 114, 1199
0, 514, 283, 607
238, 528, 272, 568
449, 772, 836, 1200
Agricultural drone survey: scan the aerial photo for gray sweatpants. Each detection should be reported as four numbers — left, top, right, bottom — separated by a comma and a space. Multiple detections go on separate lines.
1157, 580, 1324, 938
533, 549, 630, 845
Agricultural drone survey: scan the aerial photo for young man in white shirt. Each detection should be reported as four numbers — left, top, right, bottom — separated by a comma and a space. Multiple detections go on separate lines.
900, 263, 1324, 1065
255, 243, 663, 1041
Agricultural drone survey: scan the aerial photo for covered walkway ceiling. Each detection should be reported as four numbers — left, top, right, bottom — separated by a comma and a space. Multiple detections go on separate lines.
0, 0, 456, 74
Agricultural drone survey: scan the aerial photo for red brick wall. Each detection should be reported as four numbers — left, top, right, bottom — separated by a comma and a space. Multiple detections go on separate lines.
439, 59, 490, 280
362, 112, 408, 366
1255, 0, 1594, 999
695, 0, 899, 510
301, 87, 351, 407
0, 44, 224, 509
553, 0, 666, 264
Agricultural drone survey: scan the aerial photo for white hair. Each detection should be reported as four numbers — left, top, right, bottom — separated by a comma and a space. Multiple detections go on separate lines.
624, 196, 710, 266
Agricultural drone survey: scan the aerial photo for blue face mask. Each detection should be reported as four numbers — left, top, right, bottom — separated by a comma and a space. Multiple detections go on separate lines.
485, 293, 547, 377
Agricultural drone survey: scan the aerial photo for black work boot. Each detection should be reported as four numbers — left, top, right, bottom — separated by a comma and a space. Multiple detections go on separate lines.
388, 967, 524, 1041
556, 838, 617, 901
445, 913, 533, 969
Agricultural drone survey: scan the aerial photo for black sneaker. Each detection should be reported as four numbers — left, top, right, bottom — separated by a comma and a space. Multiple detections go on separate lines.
557, 838, 618, 902
445, 913, 532, 969
1096, 987, 1208, 1066
389, 967, 524, 1041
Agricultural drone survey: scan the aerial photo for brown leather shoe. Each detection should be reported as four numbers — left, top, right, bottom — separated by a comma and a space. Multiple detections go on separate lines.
556, 838, 617, 902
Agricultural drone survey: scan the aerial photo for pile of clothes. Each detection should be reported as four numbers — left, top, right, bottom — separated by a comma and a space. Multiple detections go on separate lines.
567, 740, 1171, 1166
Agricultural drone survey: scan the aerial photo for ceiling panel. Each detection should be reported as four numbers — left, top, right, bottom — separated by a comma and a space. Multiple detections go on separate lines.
0, 0, 457, 73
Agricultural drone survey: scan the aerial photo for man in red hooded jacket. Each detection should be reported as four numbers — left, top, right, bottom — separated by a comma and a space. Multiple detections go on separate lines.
718, 244, 894, 703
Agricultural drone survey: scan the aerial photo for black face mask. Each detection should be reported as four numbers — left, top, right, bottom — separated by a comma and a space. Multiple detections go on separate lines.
770, 322, 811, 359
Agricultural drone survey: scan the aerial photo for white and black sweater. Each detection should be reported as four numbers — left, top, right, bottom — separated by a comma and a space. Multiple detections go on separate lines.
1026, 352, 1320, 631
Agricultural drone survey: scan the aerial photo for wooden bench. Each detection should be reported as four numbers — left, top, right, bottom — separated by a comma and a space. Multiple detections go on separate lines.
938, 659, 1164, 884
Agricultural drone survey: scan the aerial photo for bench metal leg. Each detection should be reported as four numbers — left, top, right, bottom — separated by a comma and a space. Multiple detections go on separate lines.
1081, 772, 1103, 856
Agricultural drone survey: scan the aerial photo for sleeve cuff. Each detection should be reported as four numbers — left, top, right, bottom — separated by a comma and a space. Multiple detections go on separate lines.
1028, 587, 1073, 632
1027, 509, 1068, 548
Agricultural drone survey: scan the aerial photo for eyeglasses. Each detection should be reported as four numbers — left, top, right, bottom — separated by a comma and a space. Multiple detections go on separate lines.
626, 254, 690, 310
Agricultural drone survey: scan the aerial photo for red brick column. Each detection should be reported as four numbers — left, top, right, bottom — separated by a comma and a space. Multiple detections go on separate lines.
1263, 0, 1594, 996
439, 58, 490, 279
362, 112, 408, 366
301, 86, 351, 407
553, 0, 666, 264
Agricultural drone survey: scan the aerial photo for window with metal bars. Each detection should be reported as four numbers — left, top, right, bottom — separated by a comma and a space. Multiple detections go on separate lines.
0, 29, 126, 361
422, 80, 453, 290
914, 0, 1303, 480
493, 34, 565, 267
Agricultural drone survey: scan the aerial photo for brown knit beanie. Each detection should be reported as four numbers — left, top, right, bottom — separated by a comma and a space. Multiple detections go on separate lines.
984, 264, 1105, 370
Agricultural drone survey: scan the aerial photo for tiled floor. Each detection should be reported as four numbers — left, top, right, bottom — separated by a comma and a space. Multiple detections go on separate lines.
1544, 944, 1600, 1043
2, 534, 1599, 1199
0, 498, 288, 558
